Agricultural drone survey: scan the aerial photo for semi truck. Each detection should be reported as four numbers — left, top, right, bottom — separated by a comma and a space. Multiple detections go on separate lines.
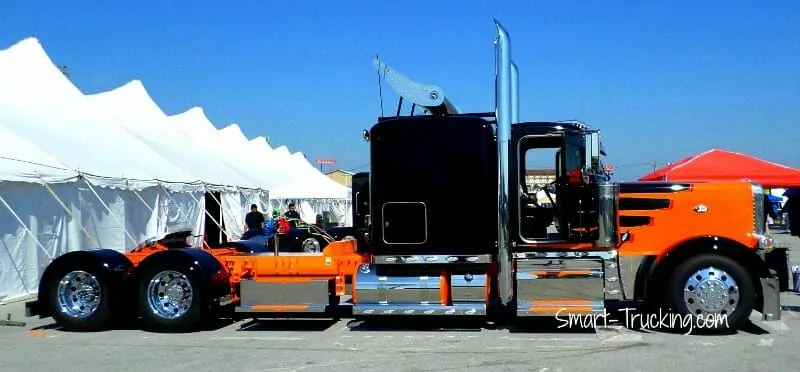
25, 20, 781, 333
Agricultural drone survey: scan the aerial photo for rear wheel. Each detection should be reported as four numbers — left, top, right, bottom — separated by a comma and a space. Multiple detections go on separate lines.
47, 266, 114, 331
138, 263, 205, 333
666, 254, 755, 332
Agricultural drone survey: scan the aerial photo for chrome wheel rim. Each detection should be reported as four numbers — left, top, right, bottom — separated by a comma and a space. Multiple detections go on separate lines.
146, 270, 193, 319
302, 238, 321, 253
56, 270, 102, 319
683, 266, 739, 315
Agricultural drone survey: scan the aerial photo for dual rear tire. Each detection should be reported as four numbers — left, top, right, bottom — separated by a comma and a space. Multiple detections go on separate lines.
47, 264, 114, 332
136, 262, 206, 333
46, 262, 209, 333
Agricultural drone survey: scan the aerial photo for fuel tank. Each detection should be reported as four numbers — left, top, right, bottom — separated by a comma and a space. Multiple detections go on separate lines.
369, 115, 498, 256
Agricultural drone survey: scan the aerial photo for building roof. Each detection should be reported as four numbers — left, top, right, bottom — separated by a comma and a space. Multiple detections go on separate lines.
525, 169, 556, 176
325, 169, 355, 176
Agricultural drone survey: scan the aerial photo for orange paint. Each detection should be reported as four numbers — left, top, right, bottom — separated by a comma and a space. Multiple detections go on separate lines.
528, 299, 596, 314
529, 270, 593, 278
123, 237, 368, 306
617, 182, 761, 260
440, 267, 451, 305
517, 181, 760, 263
249, 305, 310, 312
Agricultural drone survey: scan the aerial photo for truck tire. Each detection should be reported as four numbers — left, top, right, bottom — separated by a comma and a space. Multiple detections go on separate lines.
46, 264, 114, 332
137, 262, 206, 333
666, 254, 755, 333
302, 236, 324, 253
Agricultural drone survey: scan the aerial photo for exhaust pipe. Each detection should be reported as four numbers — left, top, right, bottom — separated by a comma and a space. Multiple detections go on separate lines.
493, 19, 514, 308
511, 62, 519, 124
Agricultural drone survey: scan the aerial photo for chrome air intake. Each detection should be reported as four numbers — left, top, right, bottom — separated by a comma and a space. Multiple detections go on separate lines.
494, 19, 513, 307
596, 182, 619, 248
751, 183, 765, 235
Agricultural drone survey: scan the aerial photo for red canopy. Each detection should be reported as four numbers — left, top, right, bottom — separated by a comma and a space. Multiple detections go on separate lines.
638, 149, 800, 187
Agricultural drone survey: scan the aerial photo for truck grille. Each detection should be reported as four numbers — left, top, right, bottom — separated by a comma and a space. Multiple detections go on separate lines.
752, 184, 765, 235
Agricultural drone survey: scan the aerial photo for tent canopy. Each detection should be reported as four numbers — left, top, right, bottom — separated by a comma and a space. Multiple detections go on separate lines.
639, 149, 800, 187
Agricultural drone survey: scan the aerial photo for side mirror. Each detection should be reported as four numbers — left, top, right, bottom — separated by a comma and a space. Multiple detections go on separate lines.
584, 131, 600, 172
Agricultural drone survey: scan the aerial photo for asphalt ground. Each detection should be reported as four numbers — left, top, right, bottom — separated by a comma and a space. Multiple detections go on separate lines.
0, 230, 798, 372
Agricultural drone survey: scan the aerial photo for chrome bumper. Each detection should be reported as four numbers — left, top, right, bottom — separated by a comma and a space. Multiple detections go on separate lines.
756, 234, 781, 321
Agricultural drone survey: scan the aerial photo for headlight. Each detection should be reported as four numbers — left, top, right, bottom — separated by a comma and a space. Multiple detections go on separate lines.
751, 183, 765, 235
758, 235, 774, 253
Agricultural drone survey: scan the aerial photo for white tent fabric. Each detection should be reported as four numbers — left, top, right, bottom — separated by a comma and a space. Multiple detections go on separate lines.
0, 36, 351, 302
0, 38, 255, 302
243, 136, 352, 224
164, 108, 272, 238
0, 39, 202, 188
86, 81, 270, 240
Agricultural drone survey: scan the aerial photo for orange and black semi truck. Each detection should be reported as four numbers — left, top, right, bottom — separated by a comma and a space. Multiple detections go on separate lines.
25, 20, 781, 333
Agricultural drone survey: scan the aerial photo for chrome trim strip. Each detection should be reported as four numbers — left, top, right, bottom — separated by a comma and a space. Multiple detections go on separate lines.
353, 303, 486, 315
751, 183, 765, 235
513, 250, 618, 260
372, 254, 493, 265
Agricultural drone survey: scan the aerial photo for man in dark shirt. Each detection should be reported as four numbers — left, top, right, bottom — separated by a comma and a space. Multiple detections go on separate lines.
783, 188, 799, 237
284, 203, 301, 220
242, 204, 265, 240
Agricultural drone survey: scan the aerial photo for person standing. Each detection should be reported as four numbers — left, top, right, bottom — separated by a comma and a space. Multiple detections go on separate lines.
783, 188, 799, 237
242, 204, 265, 240
284, 203, 301, 220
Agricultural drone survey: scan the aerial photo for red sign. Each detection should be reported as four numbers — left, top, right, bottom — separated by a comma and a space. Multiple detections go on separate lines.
316, 158, 337, 165
603, 164, 614, 172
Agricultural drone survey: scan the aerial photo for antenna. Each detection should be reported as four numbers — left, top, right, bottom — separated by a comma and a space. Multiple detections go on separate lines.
376, 53, 385, 117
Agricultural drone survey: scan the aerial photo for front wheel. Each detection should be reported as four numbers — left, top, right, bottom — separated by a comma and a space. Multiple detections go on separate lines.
666, 254, 755, 333
137, 263, 205, 333
46, 265, 114, 332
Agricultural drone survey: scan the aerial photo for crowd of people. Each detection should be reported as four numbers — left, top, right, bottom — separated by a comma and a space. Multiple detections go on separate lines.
765, 188, 799, 237
241, 202, 312, 240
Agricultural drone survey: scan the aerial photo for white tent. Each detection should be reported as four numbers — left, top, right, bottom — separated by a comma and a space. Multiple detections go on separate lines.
86, 81, 270, 240
0, 36, 352, 302
243, 136, 352, 225
0, 37, 262, 302
163, 108, 274, 238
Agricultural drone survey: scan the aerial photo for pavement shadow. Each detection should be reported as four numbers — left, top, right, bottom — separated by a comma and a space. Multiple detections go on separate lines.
29, 317, 236, 333
508, 317, 598, 334
236, 318, 338, 332
346, 317, 486, 332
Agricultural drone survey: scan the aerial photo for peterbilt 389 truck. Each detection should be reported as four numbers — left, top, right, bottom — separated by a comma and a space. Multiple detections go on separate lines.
26, 20, 781, 333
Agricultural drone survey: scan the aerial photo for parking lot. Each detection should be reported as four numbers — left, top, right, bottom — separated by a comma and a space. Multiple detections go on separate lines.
2, 231, 799, 372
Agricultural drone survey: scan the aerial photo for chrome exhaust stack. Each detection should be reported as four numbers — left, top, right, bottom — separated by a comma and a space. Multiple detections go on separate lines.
511, 62, 519, 124
494, 19, 514, 307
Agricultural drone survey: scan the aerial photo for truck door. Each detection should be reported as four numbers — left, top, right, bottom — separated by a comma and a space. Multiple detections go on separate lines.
557, 133, 597, 242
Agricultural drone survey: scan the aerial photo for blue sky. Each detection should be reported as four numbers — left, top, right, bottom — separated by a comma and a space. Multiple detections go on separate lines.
3, 1, 799, 181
